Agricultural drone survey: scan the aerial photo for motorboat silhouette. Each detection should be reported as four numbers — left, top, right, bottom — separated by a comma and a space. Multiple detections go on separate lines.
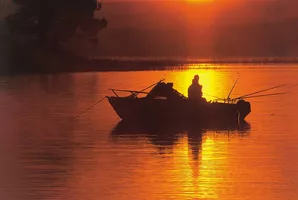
107, 79, 251, 123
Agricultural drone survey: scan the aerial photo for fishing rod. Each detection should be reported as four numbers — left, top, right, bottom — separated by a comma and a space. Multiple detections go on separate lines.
73, 79, 165, 119
139, 79, 165, 93
231, 84, 287, 101
109, 89, 149, 94
109, 78, 165, 98
211, 92, 287, 102
207, 75, 239, 103
129, 78, 165, 98
239, 92, 288, 99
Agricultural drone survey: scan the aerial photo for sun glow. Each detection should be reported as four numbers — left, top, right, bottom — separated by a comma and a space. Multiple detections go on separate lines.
166, 68, 235, 102
187, 0, 214, 3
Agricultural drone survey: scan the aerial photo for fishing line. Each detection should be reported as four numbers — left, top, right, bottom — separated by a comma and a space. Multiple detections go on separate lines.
203, 93, 222, 99
285, 83, 298, 89
72, 79, 165, 119
73, 96, 107, 119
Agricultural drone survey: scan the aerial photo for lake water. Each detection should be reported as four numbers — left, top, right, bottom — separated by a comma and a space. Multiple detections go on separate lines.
1, 64, 298, 200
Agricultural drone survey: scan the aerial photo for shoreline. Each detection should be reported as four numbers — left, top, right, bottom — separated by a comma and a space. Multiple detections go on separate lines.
2, 58, 298, 76
2, 45, 298, 76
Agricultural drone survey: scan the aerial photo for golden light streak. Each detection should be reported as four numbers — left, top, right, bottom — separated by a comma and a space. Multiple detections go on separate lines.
166, 68, 234, 101
172, 133, 229, 199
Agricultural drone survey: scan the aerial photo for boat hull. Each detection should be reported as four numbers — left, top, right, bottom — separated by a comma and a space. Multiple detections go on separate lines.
107, 97, 251, 123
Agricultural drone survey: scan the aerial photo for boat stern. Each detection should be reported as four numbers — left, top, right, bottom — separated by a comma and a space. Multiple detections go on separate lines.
237, 100, 251, 121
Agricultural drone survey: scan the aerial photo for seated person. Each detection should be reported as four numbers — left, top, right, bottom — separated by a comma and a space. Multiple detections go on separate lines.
188, 75, 206, 102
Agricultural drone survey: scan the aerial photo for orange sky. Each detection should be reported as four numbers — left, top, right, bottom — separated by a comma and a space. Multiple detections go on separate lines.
2, 0, 298, 58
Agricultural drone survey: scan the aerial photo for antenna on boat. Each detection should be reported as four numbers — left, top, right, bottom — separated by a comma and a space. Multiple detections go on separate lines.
226, 76, 239, 103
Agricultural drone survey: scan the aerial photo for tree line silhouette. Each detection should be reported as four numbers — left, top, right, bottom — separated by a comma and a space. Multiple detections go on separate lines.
5, 0, 107, 47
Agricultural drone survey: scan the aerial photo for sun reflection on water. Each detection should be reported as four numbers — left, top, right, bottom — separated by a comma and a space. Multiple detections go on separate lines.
172, 132, 229, 199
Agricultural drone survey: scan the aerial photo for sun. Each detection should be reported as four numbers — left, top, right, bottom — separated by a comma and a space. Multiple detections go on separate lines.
187, 0, 214, 2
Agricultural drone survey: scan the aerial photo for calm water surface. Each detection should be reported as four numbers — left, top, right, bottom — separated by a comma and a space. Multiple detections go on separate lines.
1, 65, 298, 200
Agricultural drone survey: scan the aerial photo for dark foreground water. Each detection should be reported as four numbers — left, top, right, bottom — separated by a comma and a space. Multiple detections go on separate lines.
1, 64, 298, 200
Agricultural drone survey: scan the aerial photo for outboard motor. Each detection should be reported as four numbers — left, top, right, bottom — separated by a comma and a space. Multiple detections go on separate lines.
236, 100, 251, 121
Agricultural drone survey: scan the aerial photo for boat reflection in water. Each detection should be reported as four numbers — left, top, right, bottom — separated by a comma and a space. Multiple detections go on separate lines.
110, 119, 251, 155
110, 119, 251, 199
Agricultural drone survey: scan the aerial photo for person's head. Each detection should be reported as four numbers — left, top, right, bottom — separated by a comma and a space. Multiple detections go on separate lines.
193, 75, 199, 83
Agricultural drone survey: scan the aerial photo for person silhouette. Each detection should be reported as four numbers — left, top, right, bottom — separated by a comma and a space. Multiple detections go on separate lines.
188, 75, 205, 102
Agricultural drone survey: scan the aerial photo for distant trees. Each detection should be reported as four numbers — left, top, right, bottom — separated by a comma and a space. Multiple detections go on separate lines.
5, 0, 107, 46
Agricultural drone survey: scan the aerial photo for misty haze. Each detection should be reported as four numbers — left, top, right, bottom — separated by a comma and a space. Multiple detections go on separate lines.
2, 0, 298, 59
